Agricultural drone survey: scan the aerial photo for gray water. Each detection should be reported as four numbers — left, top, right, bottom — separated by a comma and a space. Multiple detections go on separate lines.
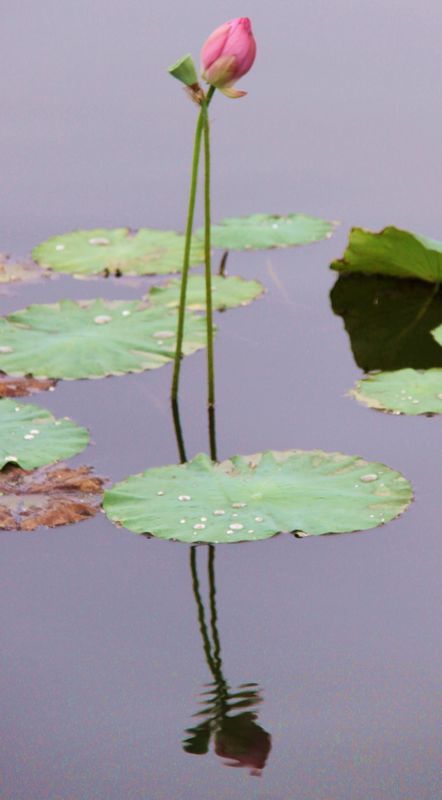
1, 2, 441, 798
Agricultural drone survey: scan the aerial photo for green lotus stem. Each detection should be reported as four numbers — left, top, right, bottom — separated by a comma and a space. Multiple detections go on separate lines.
171, 396, 187, 464
171, 113, 204, 402
202, 91, 216, 420
171, 86, 215, 405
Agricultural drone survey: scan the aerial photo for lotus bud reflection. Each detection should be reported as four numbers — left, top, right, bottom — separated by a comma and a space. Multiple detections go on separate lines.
200, 17, 256, 98
214, 712, 271, 776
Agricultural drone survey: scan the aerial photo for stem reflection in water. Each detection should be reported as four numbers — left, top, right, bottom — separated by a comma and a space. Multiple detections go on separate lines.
183, 545, 271, 776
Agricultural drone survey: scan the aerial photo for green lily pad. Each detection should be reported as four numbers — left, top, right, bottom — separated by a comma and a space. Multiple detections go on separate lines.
351, 369, 442, 415
331, 226, 442, 283
0, 299, 207, 380
330, 275, 442, 371
431, 323, 442, 347
196, 214, 336, 251
32, 228, 204, 277
147, 274, 264, 310
103, 450, 412, 543
0, 398, 89, 469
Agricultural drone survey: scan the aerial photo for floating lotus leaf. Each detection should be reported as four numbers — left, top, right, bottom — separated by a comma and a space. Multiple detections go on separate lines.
331, 226, 442, 283
0, 375, 57, 398
32, 227, 204, 277
330, 275, 442, 371
351, 369, 442, 415
0, 254, 48, 284
196, 214, 335, 251
0, 299, 207, 380
0, 464, 105, 531
147, 274, 264, 310
0, 398, 89, 469
103, 450, 412, 543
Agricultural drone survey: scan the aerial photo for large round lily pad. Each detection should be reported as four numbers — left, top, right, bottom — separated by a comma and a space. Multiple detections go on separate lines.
196, 214, 335, 251
0, 398, 89, 469
147, 274, 264, 310
331, 226, 442, 283
103, 450, 412, 543
0, 299, 207, 380
32, 227, 204, 277
351, 369, 442, 415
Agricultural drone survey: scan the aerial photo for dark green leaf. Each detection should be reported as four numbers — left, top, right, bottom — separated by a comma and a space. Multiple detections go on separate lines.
331, 226, 442, 283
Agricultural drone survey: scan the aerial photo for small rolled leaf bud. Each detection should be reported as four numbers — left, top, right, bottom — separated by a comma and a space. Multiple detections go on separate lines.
169, 53, 199, 87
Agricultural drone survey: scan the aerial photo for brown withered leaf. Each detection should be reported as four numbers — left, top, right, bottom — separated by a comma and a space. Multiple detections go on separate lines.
0, 374, 57, 398
0, 464, 106, 531
0, 253, 49, 285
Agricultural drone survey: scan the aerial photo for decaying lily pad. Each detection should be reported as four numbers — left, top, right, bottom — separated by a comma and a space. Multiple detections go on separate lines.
32, 227, 204, 277
103, 450, 412, 543
0, 253, 48, 285
0, 375, 57, 398
351, 369, 442, 415
0, 464, 105, 531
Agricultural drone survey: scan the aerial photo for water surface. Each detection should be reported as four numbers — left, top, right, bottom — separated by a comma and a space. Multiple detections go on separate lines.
1, 2, 441, 798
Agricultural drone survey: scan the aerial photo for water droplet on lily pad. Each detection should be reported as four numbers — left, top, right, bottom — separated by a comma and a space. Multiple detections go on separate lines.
153, 331, 175, 339
89, 237, 110, 246
94, 315, 112, 325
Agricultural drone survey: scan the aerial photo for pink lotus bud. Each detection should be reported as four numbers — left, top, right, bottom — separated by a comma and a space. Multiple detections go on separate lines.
200, 18, 256, 98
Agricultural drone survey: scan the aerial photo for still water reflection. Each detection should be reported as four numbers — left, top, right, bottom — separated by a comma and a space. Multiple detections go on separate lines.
184, 546, 271, 776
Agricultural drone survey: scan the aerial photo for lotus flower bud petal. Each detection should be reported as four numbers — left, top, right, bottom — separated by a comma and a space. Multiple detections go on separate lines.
169, 53, 199, 87
201, 18, 256, 98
